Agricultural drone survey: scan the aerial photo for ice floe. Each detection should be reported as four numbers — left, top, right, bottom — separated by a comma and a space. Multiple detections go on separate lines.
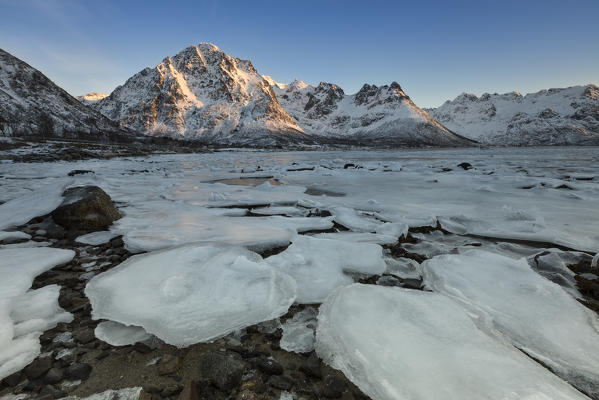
316, 284, 589, 400
0, 247, 75, 380
94, 321, 152, 346
0, 180, 68, 231
76, 230, 118, 245
280, 307, 318, 353
266, 235, 386, 303
423, 249, 599, 397
85, 245, 296, 346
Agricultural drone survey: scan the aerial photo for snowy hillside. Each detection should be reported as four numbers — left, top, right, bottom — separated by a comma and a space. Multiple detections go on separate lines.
92, 43, 306, 146
428, 85, 599, 145
271, 79, 474, 146
0, 48, 128, 139
76, 92, 108, 105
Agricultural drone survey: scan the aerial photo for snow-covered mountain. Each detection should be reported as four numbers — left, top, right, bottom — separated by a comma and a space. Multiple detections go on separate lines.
76, 92, 108, 105
0, 48, 128, 139
92, 43, 306, 146
427, 85, 599, 145
270, 78, 474, 146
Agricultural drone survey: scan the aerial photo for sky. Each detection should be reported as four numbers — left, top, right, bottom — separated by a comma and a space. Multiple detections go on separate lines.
0, 0, 598, 108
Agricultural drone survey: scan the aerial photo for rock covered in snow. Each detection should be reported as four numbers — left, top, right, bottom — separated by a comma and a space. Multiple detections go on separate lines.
92, 43, 306, 146
85, 244, 296, 347
315, 284, 589, 400
423, 249, 599, 397
427, 85, 599, 145
271, 79, 474, 146
0, 48, 130, 139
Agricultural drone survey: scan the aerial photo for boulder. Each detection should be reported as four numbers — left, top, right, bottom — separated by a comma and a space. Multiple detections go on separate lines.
51, 186, 121, 232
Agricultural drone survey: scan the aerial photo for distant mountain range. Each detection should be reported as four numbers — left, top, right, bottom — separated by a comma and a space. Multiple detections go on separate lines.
1, 43, 597, 147
427, 85, 599, 145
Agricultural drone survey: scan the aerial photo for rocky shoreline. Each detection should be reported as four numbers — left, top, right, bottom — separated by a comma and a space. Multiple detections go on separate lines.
2, 172, 599, 400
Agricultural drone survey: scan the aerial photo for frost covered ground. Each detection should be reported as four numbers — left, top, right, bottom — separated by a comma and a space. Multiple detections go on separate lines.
1, 146, 599, 399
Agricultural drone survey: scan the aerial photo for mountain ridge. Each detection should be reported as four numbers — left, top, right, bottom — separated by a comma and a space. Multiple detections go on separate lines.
427, 84, 599, 145
0, 48, 131, 141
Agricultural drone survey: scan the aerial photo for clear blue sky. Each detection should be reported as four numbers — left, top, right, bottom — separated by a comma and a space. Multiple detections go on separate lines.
1, 0, 598, 107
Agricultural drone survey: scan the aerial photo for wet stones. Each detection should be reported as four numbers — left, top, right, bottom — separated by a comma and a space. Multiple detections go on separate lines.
65, 363, 92, 380
457, 162, 473, 170
200, 351, 246, 391
267, 375, 293, 391
43, 368, 64, 384
51, 186, 121, 232
158, 354, 181, 376
24, 356, 53, 380
322, 374, 348, 398
299, 353, 322, 379
254, 358, 283, 376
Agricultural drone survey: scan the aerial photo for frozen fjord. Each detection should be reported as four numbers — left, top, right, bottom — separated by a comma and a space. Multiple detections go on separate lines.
1, 146, 599, 398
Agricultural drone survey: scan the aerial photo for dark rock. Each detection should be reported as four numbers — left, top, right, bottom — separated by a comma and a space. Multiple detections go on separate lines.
65, 363, 92, 380
51, 186, 121, 232
401, 278, 423, 290
343, 163, 355, 169
457, 162, 473, 170
254, 358, 283, 376
110, 236, 124, 248
299, 353, 322, 379
143, 384, 162, 393
25, 378, 44, 391
321, 375, 347, 398
161, 384, 183, 397
267, 375, 293, 390
24, 356, 53, 380
200, 351, 246, 391
133, 342, 153, 354
74, 329, 95, 344
44, 368, 64, 384
2, 370, 22, 387
39, 384, 66, 399
158, 354, 180, 375
68, 170, 94, 177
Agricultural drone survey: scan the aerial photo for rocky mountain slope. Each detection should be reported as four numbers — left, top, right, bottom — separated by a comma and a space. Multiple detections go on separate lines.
0, 48, 128, 140
91, 43, 306, 146
270, 78, 474, 146
427, 85, 599, 145
76, 92, 108, 106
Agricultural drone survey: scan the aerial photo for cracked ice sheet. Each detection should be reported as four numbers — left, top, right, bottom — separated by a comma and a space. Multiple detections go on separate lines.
315, 284, 588, 400
265, 235, 386, 304
423, 249, 599, 397
85, 244, 296, 347
0, 179, 69, 230
281, 156, 599, 252
0, 247, 75, 380
113, 200, 332, 252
